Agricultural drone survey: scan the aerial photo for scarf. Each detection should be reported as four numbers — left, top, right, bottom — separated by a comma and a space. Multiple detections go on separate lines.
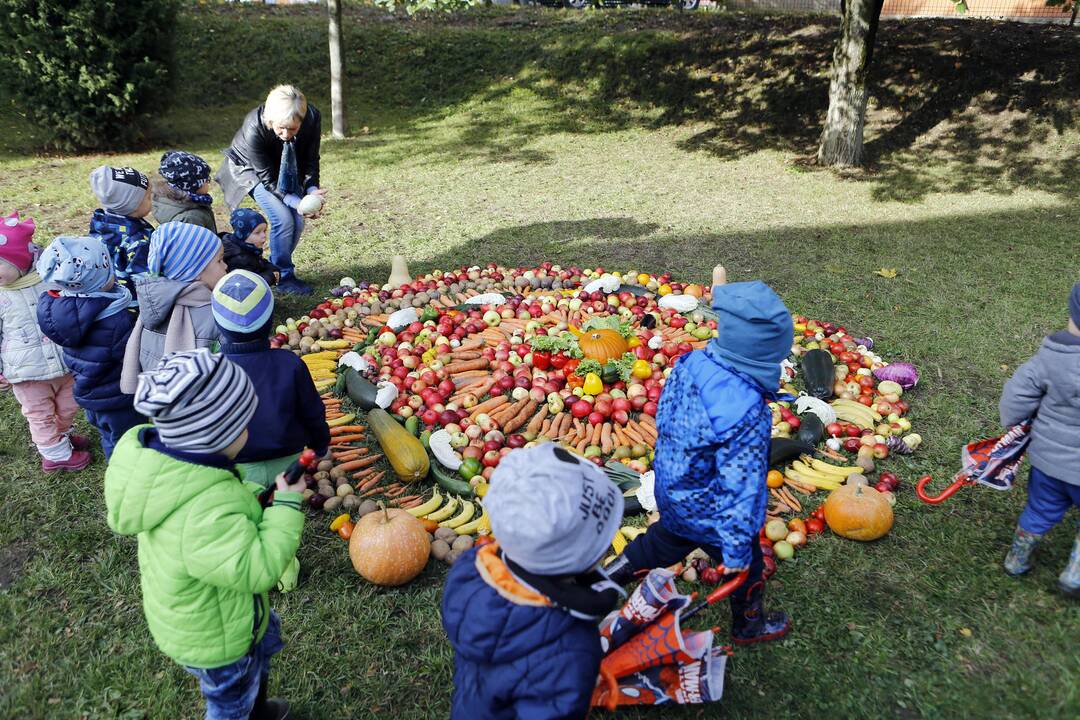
277, 140, 300, 196
186, 191, 214, 206
0, 270, 42, 291
120, 283, 213, 394
66, 284, 133, 322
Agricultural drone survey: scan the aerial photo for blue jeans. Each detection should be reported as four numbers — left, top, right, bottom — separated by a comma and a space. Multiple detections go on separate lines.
184, 611, 283, 720
85, 405, 145, 459
251, 184, 304, 280
1019, 466, 1080, 535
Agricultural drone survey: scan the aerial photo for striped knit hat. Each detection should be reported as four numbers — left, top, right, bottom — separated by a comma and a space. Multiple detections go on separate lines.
212, 270, 274, 334
134, 348, 257, 454
148, 222, 222, 281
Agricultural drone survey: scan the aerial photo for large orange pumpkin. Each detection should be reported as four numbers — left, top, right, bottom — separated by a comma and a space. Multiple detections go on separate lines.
579, 329, 629, 363
349, 507, 431, 586
822, 484, 894, 541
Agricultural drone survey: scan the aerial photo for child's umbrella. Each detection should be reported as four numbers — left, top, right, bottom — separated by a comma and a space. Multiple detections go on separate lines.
591, 568, 747, 711
915, 421, 1031, 504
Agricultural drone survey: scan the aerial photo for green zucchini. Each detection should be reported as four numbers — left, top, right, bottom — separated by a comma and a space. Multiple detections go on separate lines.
429, 453, 475, 497
343, 368, 379, 409
801, 349, 835, 400
796, 412, 825, 446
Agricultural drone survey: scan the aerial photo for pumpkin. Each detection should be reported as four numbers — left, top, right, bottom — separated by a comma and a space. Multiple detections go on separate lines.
578, 329, 629, 363
368, 408, 429, 483
822, 483, 894, 541
349, 507, 431, 586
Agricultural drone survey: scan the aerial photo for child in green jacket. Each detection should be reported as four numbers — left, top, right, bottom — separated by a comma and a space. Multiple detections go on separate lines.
105, 348, 305, 720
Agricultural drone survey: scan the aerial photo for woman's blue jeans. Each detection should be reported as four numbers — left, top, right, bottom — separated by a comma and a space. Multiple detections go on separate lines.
251, 183, 304, 280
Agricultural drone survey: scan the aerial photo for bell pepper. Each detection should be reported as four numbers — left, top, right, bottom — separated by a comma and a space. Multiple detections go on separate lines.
550, 353, 569, 370
532, 351, 552, 371
631, 359, 652, 380
566, 374, 584, 390
329, 513, 354, 540
583, 372, 604, 396
421, 306, 440, 323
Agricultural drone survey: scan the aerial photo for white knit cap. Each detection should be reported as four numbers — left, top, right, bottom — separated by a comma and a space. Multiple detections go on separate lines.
486, 444, 623, 576
134, 348, 257, 454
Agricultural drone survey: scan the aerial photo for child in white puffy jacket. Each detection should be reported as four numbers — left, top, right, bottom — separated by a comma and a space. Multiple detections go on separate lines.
0, 212, 90, 472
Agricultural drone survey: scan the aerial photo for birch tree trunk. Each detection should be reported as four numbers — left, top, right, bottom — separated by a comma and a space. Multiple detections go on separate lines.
327, 0, 346, 139
817, 0, 884, 167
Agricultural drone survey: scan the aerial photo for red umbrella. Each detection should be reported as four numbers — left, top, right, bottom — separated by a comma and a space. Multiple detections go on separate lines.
916, 421, 1032, 504
591, 568, 748, 711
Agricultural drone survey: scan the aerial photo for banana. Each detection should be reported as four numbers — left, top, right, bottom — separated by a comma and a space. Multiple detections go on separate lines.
830, 402, 876, 430
426, 496, 459, 522
784, 467, 841, 491
802, 455, 861, 478
455, 509, 488, 536
620, 526, 647, 541
406, 491, 443, 517
791, 460, 843, 483
440, 500, 475, 529
832, 398, 883, 421
610, 530, 628, 555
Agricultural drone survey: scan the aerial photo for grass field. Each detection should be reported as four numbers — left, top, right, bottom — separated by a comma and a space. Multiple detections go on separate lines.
1, 6, 1078, 719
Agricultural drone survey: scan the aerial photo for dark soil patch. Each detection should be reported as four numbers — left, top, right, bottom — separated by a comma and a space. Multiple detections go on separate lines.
0, 540, 35, 590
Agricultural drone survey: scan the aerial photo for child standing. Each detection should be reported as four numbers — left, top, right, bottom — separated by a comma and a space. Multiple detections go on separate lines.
88, 166, 154, 304
607, 265, 792, 644
120, 222, 228, 393
0, 213, 90, 472
1000, 281, 1080, 598
36, 236, 144, 459
152, 151, 218, 232
442, 443, 624, 720
105, 348, 304, 720
221, 209, 280, 287
211, 269, 329, 488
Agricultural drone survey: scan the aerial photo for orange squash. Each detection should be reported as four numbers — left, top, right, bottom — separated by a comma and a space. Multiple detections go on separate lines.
579, 329, 629, 363
349, 507, 431, 586
822, 484, 894, 541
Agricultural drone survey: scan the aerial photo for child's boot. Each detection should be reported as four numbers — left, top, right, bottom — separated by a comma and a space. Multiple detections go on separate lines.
730, 578, 790, 645
1003, 525, 1043, 576
1058, 529, 1080, 599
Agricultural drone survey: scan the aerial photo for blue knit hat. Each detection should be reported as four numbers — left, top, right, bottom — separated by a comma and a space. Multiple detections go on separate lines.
1071, 282, 1080, 328
710, 281, 793, 391
159, 151, 211, 195
148, 222, 222, 281
229, 208, 267, 244
212, 270, 274, 334
36, 236, 114, 293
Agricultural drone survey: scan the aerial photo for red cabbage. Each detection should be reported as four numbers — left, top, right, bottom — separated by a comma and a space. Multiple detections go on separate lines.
873, 362, 919, 389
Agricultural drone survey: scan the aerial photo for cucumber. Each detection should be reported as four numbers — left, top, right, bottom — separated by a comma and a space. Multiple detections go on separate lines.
429, 453, 475, 497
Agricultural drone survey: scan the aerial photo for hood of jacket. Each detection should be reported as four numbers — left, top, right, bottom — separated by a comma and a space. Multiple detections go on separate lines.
105, 427, 235, 536
36, 293, 113, 347
135, 275, 201, 330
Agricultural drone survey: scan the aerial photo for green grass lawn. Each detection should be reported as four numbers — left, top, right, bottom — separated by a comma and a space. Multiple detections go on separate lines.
1, 6, 1079, 719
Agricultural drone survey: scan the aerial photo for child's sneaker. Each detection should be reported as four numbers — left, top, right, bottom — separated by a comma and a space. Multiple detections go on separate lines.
1004, 526, 1042, 576
68, 434, 91, 452
1059, 531, 1080, 599
42, 450, 91, 473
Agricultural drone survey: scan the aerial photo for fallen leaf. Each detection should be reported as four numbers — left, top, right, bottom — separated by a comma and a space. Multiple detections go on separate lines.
874, 268, 898, 278
960, 627, 973, 637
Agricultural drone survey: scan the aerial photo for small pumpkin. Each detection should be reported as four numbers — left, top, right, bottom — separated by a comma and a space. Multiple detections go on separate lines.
823, 483, 894, 541
579, 329, 629, 363
349, 507, 431, 586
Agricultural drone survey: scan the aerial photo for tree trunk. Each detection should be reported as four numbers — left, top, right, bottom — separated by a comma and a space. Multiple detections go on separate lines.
327, 0, 346, 139
817, 0, 884, 167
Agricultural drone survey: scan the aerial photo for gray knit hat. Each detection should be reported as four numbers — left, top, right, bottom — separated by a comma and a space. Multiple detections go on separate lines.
134, 348, 257, 454
89, 166, 149, 216
486, 444, 623, 576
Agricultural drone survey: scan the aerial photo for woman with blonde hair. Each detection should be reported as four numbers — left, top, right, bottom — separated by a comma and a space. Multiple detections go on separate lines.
217, 85, 326, 295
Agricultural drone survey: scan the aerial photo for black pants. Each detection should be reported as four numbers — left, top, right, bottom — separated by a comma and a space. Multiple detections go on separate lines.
622, 520, 764, 614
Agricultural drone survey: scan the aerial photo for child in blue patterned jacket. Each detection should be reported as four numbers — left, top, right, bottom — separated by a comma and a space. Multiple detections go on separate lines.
608, 265, 793, 644
88, 166, 154, 305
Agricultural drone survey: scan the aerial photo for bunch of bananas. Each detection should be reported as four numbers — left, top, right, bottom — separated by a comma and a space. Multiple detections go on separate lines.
784, 455, 862, 491
301, 351, 340, 392
830, 398, 883, 430
407, 490, 489, 536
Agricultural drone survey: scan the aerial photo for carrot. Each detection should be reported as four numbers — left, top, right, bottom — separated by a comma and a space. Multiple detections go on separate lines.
444, 358, 490, 374
356, 472, 385, 492
331, 450, 363, 461
601, 423, 613, 454
492, 398, 526, 426
526, 406, 550, 435
591, 422, 603, 447
563, 429, 579, 445
469, 394, 508, 418
398, 497, 425, 509
446, 351, 483, 362
325, 412, 345, 420
390, 495, 421, 507
334, 454, 383, 473
451, 338, 485, 353
557, 413, 572, 439
503, 400, 539, 433
329, 425, 366, 436
575, 437, 589, 453
329, 433, 367, 445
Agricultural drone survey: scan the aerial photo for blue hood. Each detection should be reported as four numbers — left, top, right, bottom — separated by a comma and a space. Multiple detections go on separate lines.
710, 280, 793, 392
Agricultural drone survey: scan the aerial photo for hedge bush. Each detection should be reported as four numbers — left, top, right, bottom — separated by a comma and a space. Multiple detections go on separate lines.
0, 0, 178, 151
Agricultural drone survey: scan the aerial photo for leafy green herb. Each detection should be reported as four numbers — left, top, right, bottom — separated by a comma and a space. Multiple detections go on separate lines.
530, 332, 579, 354
581, 315, 632, 337
575, 358, 604, 377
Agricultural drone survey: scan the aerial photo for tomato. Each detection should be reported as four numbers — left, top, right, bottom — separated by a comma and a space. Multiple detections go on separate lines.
550, 353, 569, 370
299, 449, 318, 467
805, 518, 826, 535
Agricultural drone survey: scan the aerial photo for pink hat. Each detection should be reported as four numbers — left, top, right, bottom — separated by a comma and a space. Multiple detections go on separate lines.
0, 212, 36, 272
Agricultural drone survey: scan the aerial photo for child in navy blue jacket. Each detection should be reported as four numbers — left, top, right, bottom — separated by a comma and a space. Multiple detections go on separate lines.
442, 443, 625, 720
88, 166, 154, 305
36, 236, 145, 458
221, 209, 280, 287
211, 269, 329, 488
608, 266, 793, 644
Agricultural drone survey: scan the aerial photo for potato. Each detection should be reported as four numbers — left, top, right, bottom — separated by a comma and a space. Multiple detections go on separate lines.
356, 500, 379, 517
445, 549, 462, 565
342, 495, 360, 510
322, 496, 343, 513
451, 536, 474, 553
430, 539, 452, 561
317, 460, 334, 473
301, 488, 315, 504
317, 484, 335, 499
434, 527, 458, 542
314, 471, 330, 482
335, 484, 354, 498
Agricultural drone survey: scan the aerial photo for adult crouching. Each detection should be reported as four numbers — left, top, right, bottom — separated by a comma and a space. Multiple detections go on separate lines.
216, 85, 326, 295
